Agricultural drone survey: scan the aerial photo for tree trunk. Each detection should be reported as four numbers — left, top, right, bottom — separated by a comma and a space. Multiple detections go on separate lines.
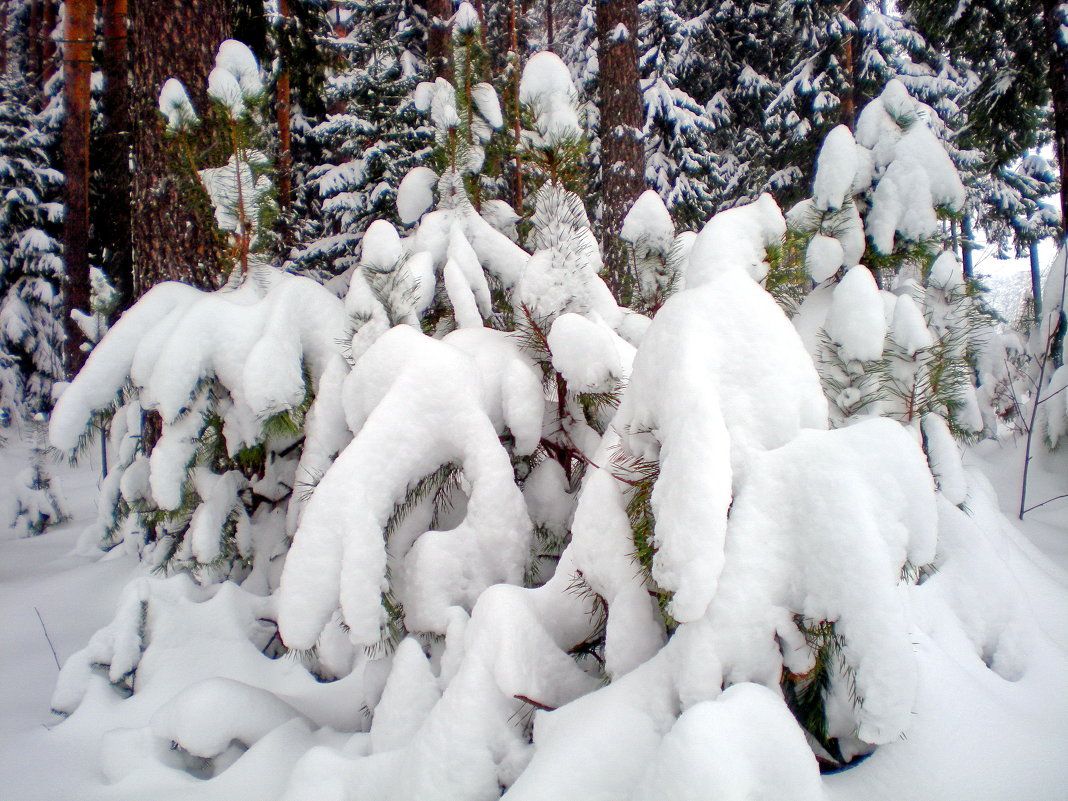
839, 0, 861, 129
596, 0, 644, 304
546, 0, 553, 52
28, 0, 42, 93
1041, 0, 1068, 242
424, 0, 453, 80
97, 0, 133, 308
41, 0, 58, 86
62, 0, 94, 373
1, 1, 9, 75
130, 0, 230, 296
276, 0, 293, 221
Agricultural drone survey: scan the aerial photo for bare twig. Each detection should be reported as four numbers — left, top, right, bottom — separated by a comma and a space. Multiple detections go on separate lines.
1022, 493, 1068, 515
34, 607, 61, 670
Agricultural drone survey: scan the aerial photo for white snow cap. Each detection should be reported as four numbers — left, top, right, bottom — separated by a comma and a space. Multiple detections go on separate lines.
813, 124, 858, 211
414, 77, 462, 132
826, 266, 886, 362
451, 1, 480, 31
621, 190, 675, 255
686, 194, 786, 286
158, 78, 199, 132
805, 234, 844, 283
215, 40, 263, 98
397, 167, 439, 225
520, 51, 582, 145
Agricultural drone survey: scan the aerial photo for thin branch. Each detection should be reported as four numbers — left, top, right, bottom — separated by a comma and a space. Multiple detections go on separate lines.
35, 607, 61, 670
1022, 493, 1068, 515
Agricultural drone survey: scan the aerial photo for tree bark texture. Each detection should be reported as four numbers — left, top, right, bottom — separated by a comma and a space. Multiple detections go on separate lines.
27, 0, 42, 93
276, 0, 293, 218
62, 0, 94, 372
424, 0, 454, 80
130, 0, 230, 296
596, 0, 645, 304
41, 0, 58, 86
839, 0, 861, 129
97, 0, 133, 308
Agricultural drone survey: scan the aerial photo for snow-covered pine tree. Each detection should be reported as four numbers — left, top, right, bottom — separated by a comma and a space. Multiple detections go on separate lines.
777, 80, 999, 516
763, 0, 904, 207
0, 73, 65, 417
636, 0, 717, 229
48, 42, 348, 598
8, 410, 67, 535
290, 0, 432, 276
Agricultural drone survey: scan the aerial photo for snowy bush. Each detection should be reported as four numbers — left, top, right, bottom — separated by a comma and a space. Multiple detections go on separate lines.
49, 268, 349, 588
780, 81, 994, 459
41, 48, 1068, 800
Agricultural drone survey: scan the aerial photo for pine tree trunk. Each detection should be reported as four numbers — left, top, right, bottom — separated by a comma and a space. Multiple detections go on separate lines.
27, 0, 42, 93
97, 0, 133, 308
1041, 0, 1068, 242
424, 0, 453, 80
62, 0, 94, 373
41, 0, 58, 86
276, 0, 293, 221
839, 0, 861, 129
130, 0, 230, 296
596, 0, 644, 304
546, 0, 554, 51
1, 1, 9, 75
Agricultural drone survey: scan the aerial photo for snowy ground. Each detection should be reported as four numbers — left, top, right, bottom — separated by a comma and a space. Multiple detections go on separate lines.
0, 423, 1066, 800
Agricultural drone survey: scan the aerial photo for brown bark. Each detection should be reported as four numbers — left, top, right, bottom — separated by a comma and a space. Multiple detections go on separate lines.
41, 0, 58, 87
0, 1, 8, 75
98, 0, 133, 308
130, 0, 230, 296
62, 0, 94, 373
596, 0, 645, 303
276, 0, 293, 219
28, 0, 42, 92
546, 0, 554, 52
1042, 0, 1068, 241
839, 0, 861, 130
424, 0, 454, 80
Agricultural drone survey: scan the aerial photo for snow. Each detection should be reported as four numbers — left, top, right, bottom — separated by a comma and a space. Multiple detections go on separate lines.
686, 194, 786, 286
396, 167, 438, 225
813, 124, 858, 212
620, 190, 674, 255
806, 233, 845, 282
279, 326, 534, 647
450, 1, 480, 32
825, 266, 887, 362
889, 293, 933, 355
215, 40, 264, 100
520, 52, 581, 145
633, 684, 825, 801
158, 79, 198, 132
208, 67, 245, 117
471, 82, 504, 130
546, 313, 622, 393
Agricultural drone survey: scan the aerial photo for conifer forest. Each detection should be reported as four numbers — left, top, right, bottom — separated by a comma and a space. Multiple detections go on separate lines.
1, 1, 1068, 798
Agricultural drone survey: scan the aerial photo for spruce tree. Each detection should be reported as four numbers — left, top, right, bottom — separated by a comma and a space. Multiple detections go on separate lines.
636, 0, 717, 228
0, 74, 64, 416
291, 0, 432, 276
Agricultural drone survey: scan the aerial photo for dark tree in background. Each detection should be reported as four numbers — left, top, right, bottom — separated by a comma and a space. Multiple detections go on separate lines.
129, 0, 232, 296
96, 0, 133, 308
61, 0, 94, 371
900, 0, 1066, 242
